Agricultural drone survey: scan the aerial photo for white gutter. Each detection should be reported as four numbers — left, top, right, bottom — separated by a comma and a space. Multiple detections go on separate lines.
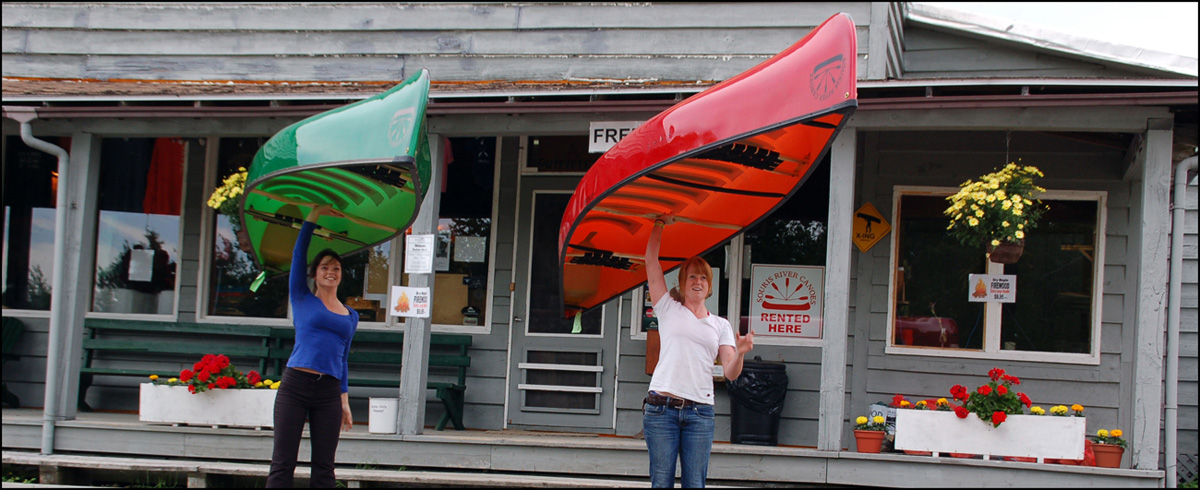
2, 106, 70, 455
1166, 155, 1197, 488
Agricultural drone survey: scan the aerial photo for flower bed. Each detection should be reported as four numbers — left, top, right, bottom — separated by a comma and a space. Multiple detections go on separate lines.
139, 383, 276, 429
893, 410, 1084, 461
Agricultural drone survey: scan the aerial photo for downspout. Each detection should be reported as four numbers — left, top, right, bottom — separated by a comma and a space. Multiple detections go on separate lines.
1166, 154, 1197, 488
4, 106, 70, 455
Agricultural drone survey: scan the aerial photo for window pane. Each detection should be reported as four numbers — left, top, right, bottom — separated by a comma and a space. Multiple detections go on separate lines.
3, 136, 64, 310
893, 194, 985, 350
402, 137, 495, 327
207, 137, 289, 318
526, 193, 601, 334
342, 243, 390, 323
999, 200, 1098, 353
526, 135, 599, 173
738, 160, 829, 335
92, 138, 185, 314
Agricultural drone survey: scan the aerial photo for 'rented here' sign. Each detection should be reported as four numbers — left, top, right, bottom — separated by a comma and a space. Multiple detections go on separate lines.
750, 264, 824, 338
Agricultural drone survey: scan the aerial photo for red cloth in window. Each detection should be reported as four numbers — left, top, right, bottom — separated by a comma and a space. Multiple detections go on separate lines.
142, 138, 184, 215
441, 136, 454, 193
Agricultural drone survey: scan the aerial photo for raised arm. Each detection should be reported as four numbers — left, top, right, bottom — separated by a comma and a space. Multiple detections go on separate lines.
644, 214, 674, 305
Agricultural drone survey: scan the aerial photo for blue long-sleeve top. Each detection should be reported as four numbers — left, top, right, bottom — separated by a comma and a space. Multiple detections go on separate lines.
288, 221, 357, 393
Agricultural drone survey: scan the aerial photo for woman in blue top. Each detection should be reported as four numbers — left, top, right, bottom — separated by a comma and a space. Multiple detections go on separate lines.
267, 204, 358, 488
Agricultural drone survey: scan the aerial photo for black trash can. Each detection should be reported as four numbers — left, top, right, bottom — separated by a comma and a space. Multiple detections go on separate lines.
725, 356, 788, 446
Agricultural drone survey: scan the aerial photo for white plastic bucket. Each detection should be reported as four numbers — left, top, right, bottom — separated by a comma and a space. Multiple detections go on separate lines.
368, 397, 399, 434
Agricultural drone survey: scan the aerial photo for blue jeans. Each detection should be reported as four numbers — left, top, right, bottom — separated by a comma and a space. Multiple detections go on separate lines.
643, 400, 716, 488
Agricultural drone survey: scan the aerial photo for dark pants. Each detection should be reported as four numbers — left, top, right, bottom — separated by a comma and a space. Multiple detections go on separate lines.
267, 368, 344, 488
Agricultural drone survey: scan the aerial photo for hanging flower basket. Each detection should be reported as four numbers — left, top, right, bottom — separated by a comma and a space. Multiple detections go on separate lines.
945, 162, 1048, 263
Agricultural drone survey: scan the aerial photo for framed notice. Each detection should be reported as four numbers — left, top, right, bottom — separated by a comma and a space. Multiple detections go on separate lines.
405, 234, 434, 274
749, 264, 824, 338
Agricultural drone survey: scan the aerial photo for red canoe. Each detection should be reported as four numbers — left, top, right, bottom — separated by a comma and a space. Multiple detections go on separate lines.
558, 13, 858, 317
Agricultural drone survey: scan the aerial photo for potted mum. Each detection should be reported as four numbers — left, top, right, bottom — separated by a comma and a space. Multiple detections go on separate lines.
944, 162, 1048, 263
1092, 428, 1127, 468
853, 415, 887, 453
140, 354, 278, 429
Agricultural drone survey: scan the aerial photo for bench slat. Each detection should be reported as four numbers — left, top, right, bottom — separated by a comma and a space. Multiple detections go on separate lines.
85, 319, 273, 337
83, 339, 269, 358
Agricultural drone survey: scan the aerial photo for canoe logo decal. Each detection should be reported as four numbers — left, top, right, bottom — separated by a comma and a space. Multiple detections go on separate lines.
389, 107, 417, 148
809, 54, 845, 101
757, 273, 815, 311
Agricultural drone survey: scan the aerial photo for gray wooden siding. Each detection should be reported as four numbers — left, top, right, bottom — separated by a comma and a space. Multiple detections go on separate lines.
900, 27, 1154, 79
1167, 173, 1198, 475
2, 2, 875, 83
853, 129, 1135, 447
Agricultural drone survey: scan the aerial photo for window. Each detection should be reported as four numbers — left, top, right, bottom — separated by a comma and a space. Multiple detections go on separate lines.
889, 188, 1105, 363
3, 136, 65, 311
523, 135, 600, 174
91, 138, 186, 315
399, 137, 496, 329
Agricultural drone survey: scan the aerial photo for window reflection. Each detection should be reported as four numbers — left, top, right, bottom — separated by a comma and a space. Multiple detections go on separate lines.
91, 137, 186, 315
3, 136, 65, 310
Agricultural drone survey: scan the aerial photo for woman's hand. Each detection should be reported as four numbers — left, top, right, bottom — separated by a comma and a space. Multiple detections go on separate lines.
306, 204, 344, 223
341, 393, 353, 431
736, 327, 755, 356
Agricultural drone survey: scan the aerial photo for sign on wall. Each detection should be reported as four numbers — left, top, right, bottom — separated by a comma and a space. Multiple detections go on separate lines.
968, 274, 1016, 303
749, 264, 824, 338
390, 285, 431, 318
588, 121, 643, 153
404, 234, 434, 274
852, 202, 890, 252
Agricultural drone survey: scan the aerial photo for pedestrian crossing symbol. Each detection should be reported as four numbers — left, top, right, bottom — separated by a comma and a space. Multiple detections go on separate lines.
852, 202, 890, 253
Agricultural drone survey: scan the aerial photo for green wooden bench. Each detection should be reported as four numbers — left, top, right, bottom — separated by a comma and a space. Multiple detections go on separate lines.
267, 328, 472, 430
3, 316, 26, 407
79, 319, 274, 411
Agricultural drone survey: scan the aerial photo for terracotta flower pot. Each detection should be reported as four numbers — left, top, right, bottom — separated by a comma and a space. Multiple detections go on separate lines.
987, 239, 1025, 264
1092, 444, 1124, 468
949, 452, 977, 459
854, 430, 886, 453
903, 450, 932, 456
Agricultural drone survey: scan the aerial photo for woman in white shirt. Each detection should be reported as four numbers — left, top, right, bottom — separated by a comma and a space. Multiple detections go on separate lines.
643, 213, 754, 488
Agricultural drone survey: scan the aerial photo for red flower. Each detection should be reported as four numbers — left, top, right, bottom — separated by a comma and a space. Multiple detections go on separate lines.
180, 369, 194, 382
977, 385, 991, 396
215, 354, 231, 370
988, 368, 1005, 381
950, 384, 968, 401
996, 385, 1008, 396
953, 405, 969, 418
1003, 374, 1021, 385
207, 383, 215, 390
891, 394, 907, 408
197, 370, 211, 382
248, 370, 262, 385
1018, 392, 1032, 407
187, 384, 197, 394
992, 411, 1007, 424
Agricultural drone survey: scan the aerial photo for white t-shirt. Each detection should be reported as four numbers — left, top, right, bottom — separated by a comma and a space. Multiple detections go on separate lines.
648, 294, 736, 405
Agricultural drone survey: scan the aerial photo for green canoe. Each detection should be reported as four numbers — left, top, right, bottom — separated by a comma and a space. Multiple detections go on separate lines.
240, 69, 431, 275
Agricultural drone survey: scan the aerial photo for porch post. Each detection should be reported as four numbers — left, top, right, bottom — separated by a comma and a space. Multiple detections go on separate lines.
818, 127, 856, 451
1130, 120, 1171, 470
397, 133, 443, 435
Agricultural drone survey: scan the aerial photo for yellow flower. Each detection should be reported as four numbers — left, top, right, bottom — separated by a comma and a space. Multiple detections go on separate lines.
937, 398, 948, 406
995, 190, 1006, 199
1030, 406, 1045, 415
1097, 429, 1109, 437
975, 209, 984, 218
872, 415, 885, 424
1002, 200, 1012, 210
149, 374, 159, 381
254, 381, 265, 388
900, 400, 911, 407
856, 416, 868, 425
1017, 223, 1024, 229
1071, 404, 1084, 412
1112, 429, 1122, 437
986, 194, 996, 203
1013, 209, 1023, 216
991, 239, 1001, 246
262, 379, 273, 386
1015, 230, 1024, 239
271, 381, 281, 389
968, 217, 979, 226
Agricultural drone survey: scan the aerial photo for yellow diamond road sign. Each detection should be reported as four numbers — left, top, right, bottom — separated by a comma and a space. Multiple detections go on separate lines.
852, 202, 890, 253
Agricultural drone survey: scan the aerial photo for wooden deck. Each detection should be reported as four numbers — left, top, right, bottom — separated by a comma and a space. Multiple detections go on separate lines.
2, 408, 1163, 487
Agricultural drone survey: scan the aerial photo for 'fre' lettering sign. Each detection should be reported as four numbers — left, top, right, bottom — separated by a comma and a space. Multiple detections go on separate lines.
588, 121, 642, 153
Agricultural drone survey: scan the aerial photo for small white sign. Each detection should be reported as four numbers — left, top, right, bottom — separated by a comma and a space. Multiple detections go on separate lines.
128, 248, 155, 282
405, 234, 435, 274
749, 264, 824, 338
968, 274, 1017, 303
454, 236, 487, 263
389, 285, 431, 318
588, 120, 642, 153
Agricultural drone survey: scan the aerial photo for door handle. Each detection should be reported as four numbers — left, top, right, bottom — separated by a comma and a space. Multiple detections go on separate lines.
513, 316, 523, 322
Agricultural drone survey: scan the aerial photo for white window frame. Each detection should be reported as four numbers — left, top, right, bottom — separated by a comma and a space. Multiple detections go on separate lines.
885, 186, 1107, 365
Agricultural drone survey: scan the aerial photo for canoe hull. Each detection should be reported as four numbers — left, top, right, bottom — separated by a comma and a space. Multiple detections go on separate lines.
558, 14, 858, 316
240, 70, 432, 275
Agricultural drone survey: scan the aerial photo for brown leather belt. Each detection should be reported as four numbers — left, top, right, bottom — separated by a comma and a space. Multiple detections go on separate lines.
644, 392, 697, 409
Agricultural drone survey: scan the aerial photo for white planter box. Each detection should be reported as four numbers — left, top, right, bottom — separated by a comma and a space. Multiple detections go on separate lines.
894, 410, 1085, 461
139, 383, 276, 429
